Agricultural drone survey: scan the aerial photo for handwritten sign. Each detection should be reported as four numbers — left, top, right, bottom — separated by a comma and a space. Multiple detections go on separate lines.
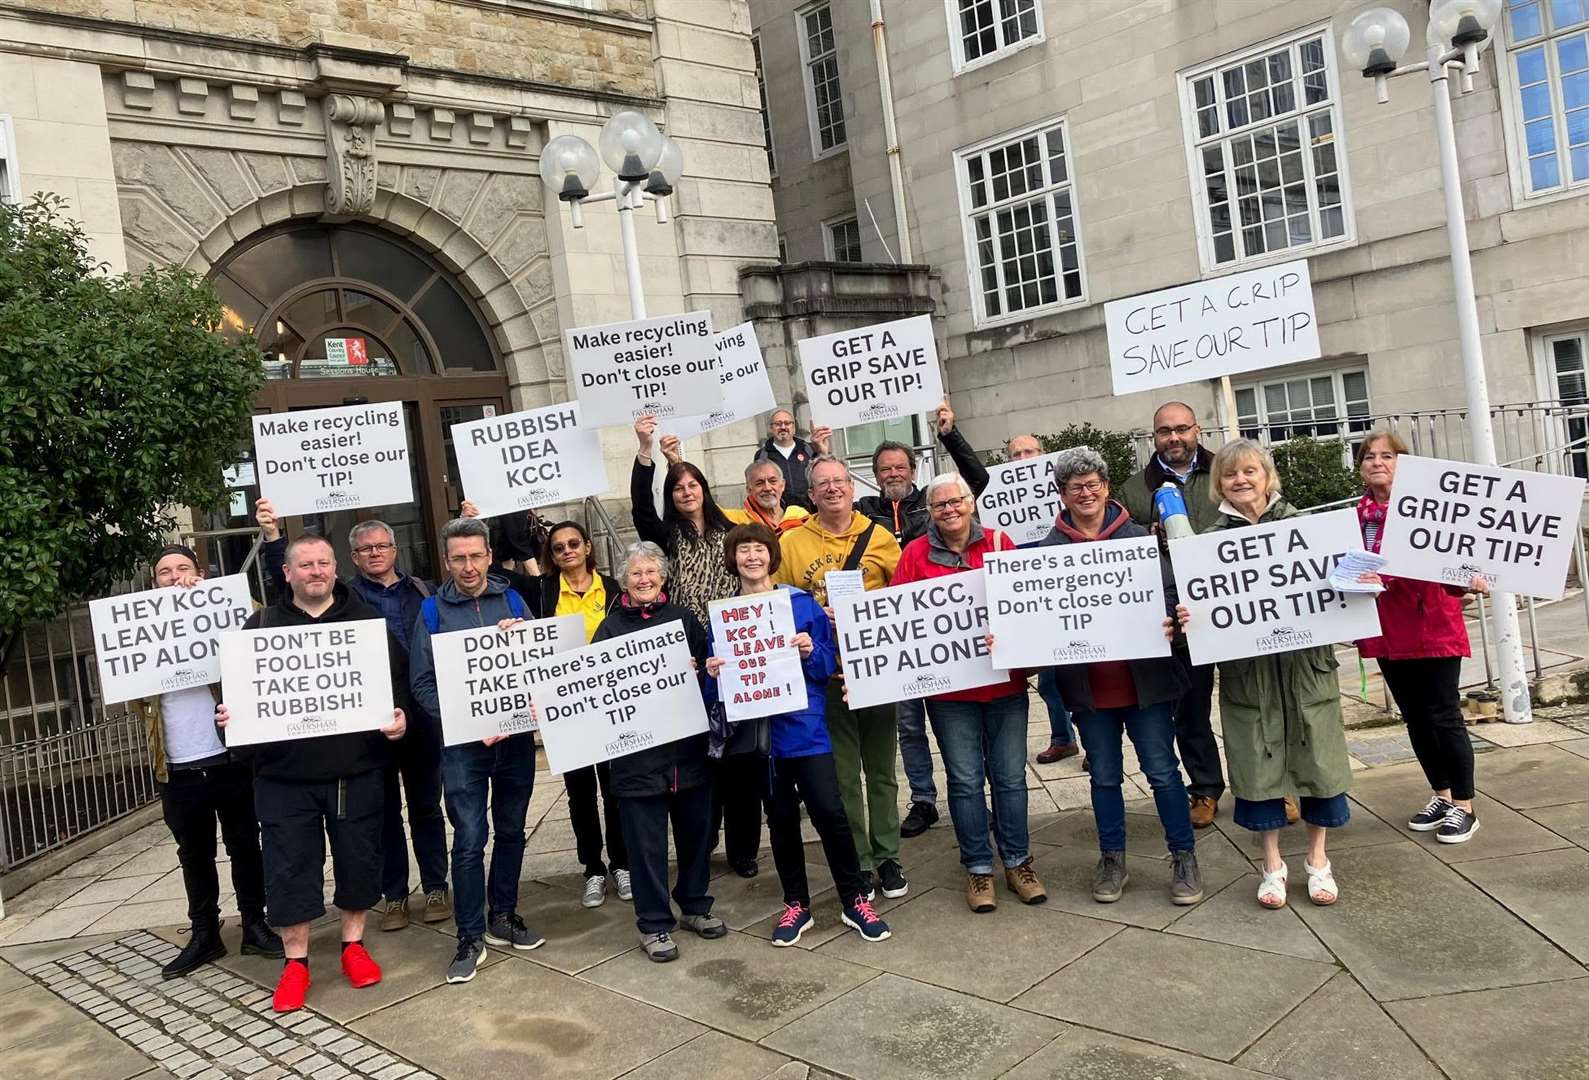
564, 310, 720, 427
431, 615, 585, 745
980, 453, 1062, 546
798, 314, 944, 428
91, 575, 254, 703
219, 619, 393, 746
450, 401, 607, 518
252, 402, 413, 516
664, 323, 777, 441
709, 591, 808, 722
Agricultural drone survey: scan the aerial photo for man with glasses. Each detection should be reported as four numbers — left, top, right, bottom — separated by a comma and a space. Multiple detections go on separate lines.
1118, 402, 1227, 828
755, 409, 820, 510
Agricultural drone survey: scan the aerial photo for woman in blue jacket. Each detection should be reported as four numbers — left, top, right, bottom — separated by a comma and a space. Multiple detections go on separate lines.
705, 524, 891, 946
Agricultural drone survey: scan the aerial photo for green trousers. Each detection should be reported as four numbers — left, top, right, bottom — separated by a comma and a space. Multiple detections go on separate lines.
825, 682, 900, 870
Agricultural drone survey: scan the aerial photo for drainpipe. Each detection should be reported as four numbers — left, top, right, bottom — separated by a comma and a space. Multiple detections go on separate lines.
870, 0, 912, 263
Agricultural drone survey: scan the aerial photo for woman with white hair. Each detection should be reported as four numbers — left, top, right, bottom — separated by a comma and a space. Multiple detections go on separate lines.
892, 472, 1046, 914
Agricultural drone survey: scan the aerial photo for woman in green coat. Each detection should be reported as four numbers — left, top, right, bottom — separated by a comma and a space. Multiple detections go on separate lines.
1174, 439, 1351, 910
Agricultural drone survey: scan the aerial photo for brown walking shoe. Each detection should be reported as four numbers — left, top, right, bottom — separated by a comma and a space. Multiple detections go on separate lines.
422, 888, 452, 924
966, 872, 997, 913
1189, 795, 1218, 829
1035, 741, 1079, 765
379, 896, 410, 932
1004, 859, 1048, 905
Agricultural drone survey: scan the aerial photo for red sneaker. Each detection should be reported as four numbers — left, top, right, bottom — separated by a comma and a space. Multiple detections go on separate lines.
273, 962, 310, 1013
340, 942, 382, 989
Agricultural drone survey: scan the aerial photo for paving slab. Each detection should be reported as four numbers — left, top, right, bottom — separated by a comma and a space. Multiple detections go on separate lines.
1520, 799, 1589, 849
580, 927, 876, 1040
1557, 737, 1589, 760
0, 901, 120, 945
1, 930, 124, 968
1345, 762, 1575, 863
1454, 846, 1589, 963
493, 880, 642, 975
761, 972, 1063, 1080
1030, 807, 1184, 857
814, 885, 1120, 1002
0, 959, 28, 994
1003, 1028, 1276, 1079
1234, 972, 1443, 1080
0, 983, 84, 1050
707, 861, 837, 931
1011, 926, 1335, 1060
3, 1011, 157, 1080
1473, 743, 1589, 809
1290, 842, 1585, 1001
1388, 977, 1589, 1080
84, 899, 193, 937
1211, 797, 1406, 858
353, 955, 702, 1080
2, 874, 94, 916
1468, 718, 1584, 746
1165, 874, 1336, 963
616, 1030, 790, 1079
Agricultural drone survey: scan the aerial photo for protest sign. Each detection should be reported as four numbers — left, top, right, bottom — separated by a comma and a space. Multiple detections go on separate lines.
431, 615, 585, 745
980, 453, 1062, 546
525, 620, 708, 773
709, 591, 808, 722
798, 314, 944, 429
450, 401, 607, 518
823, 570, 866, 606
1170, 508, 1380, 665
252, 402, 412, 516
564, 310, 720, 427
219, 619, 393, 746
664, 323, 777, 441
1379, 455, 1587, 600
984, 536, 1170, 667
833, 572, 1004, 709
91, 575, 254, 703
1104, 259, 1319, 396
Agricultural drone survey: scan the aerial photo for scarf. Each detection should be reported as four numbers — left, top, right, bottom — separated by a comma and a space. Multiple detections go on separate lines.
1357, 492, 1388, 554
620, 590, 670, 618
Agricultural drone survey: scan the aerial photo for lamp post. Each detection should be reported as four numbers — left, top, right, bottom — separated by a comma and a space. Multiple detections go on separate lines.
1340, 0, 1532, 723
538, 110, 684, 320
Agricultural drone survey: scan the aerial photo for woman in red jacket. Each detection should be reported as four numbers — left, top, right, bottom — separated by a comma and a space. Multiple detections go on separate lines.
1357, 431, 1489, 844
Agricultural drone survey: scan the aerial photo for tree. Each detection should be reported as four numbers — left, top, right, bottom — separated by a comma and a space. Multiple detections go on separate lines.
0, 196, 263, 631
989, 423, 1142, 487
1270, 437, 1362, 510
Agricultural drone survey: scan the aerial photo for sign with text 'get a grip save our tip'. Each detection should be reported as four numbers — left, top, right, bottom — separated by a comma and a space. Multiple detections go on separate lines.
797, 314, 944, 429
564, 310, 721, 427
252, 402, 413, 516
450, 401, 608, 519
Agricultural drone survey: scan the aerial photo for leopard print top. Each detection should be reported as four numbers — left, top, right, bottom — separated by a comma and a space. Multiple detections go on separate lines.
670, 528, 738, 629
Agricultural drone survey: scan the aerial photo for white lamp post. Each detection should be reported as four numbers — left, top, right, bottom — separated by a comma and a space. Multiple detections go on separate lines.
538, 110, 684, 320
1340, 0, 1532, 723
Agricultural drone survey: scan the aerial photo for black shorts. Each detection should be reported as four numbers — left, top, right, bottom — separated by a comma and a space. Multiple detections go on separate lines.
254, 769, 384, 927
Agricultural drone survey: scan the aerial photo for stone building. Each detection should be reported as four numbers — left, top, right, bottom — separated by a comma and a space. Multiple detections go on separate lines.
0, 0, 777, 577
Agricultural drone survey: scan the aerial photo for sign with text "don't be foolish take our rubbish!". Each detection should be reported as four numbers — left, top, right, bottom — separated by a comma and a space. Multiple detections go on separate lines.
219, 620, 395, 747
564, 310, 721, 428
798, 314, 945, 429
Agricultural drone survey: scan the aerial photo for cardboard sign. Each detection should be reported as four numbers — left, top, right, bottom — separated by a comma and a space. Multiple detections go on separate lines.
1104, 259, 1319, 395
798, 314, 944, 428
664, 323, 777, 441
431, 615, 585, 745
219, 619, 393, 746
252, 403, 413, 516
1170, 509, 1380, 665
525, 620, 708, 773
709, 591, 809, 722
91, 575, 255, 703
450, 401, 608, 518
1379, 455, 1587, 600
980, 453, 1062, 546
833, 572, 1004, 709
984, 537, 1170, 667
564, 310, 720, 427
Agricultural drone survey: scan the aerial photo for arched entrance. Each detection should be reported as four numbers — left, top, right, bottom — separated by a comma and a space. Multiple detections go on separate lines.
209, 222, 512, 582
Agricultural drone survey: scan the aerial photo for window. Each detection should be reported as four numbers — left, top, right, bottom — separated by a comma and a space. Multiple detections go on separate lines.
1541, 328, 1589, 476
0, 116, 20, 204
1179, 28, 1352, 269
1234, 366, 1372, 460
798, 3, 846, 155
777, 234, 788, 262
946, 0, 1044, 73
1503, 0, 1589, 195
955, 117, 1086, 325
752, 35, 775, 176
825, 216, 862, 262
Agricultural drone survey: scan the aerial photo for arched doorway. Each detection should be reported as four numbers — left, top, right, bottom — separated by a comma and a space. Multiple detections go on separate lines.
208, 222, 512, 582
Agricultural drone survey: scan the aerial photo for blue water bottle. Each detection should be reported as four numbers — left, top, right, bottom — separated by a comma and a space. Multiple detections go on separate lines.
1154, 482, 1194, 539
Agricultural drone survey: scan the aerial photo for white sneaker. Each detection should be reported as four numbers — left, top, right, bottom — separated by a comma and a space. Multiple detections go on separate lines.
581, 874, 607, 908
613, 868, 633, 902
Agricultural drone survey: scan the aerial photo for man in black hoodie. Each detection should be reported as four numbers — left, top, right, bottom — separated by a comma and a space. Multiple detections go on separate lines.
218, 533, 409, 1014
753, 409, 820, 510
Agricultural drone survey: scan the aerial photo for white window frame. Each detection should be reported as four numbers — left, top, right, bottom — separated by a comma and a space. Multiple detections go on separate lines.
1176, 22, 1357, 274
797, 2, 847, 159
0, 116, 21, 205
953, 114, 1089, 330
1232, 362, 1373, 463
1496, 2, 1589, 206
1530, 325, 1589, 477
823, 214, 862, 262
752, 34, 776, 178
943, 0, 1046, 76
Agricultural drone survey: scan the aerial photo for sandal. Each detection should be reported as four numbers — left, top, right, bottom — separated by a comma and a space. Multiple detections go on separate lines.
1257, 863, 1288, 909
1304, 859, 1338, 906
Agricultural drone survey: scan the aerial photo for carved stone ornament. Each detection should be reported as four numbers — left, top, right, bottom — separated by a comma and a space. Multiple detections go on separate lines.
323, 94, 385, 216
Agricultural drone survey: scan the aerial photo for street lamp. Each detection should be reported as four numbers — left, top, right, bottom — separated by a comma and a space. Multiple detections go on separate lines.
538, 109, 682, 319
1338, 0, 1533, 722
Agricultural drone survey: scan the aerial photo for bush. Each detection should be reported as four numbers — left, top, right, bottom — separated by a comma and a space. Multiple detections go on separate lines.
1270, 437, 1362, 510
990, 424, 1141, 488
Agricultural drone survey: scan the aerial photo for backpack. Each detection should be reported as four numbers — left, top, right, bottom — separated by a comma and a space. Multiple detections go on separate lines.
420, 588, 526, 635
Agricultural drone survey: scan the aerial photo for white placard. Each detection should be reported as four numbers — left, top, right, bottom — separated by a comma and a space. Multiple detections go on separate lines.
526, 620, 708, 773
823, 570, 866, 605
1379, 455, 1587, 600
564, 310, 720, 427
91, 575, 255, 703
709, 591, 809, 722
798, 314, 944, 429
1104, 259, 1319, 396
664, 323, 777, 441
833, 572, 1004, 709
431, 615, 586, 745
980, 453, 1062, 546
252, 403, 413, 516
219, 619, 394, 746
984, 537, 1171, 666
450, 401, 608, 518
1170, 508, 1381, 666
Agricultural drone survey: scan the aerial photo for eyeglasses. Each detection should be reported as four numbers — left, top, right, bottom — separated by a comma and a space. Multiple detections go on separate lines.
929, 495, 970, 512
812, 478, 850, 491
550, 540, 586, 554
1063, 480, 1105, 496
351, 542, 395, 556
447, 552, 491, 567
1154, 425, 1198, 438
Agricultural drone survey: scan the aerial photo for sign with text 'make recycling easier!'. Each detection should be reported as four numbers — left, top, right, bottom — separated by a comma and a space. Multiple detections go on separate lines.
252, 402, 413, 516
564, 310, 721, 428
798, 314, 944, 429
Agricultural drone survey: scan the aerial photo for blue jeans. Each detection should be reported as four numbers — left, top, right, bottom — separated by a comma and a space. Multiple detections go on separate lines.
1037, 669, 1076, 746
1073, 702, 1195, 854
925, 694, 1030, 874
441, 734, 536, 940
896, 698, 937, 805
1234, 793, 1351, 832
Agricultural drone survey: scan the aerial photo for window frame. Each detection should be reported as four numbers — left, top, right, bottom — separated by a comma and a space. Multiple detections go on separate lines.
952, 113, 1090, 330
752, 33, 776, 178
823, 214, 863, 262
1497, 1, 1589, 206
1231, 362, 1373, 462
796, 1, 848, 160
1175, 22, 1358, 274
943, 0, 1046, 76
0, 115, 20, 205
1531, 324, 1589, 476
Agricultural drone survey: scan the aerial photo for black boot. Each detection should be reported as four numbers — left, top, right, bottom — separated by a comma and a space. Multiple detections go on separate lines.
162, 925, 226, 979
240, 918, 285, 959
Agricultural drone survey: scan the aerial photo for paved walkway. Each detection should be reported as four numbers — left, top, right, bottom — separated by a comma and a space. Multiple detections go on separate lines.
2, 711, 1588, 1079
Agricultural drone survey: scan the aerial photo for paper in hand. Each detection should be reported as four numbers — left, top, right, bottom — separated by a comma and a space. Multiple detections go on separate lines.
1330, 549, 1387, 594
